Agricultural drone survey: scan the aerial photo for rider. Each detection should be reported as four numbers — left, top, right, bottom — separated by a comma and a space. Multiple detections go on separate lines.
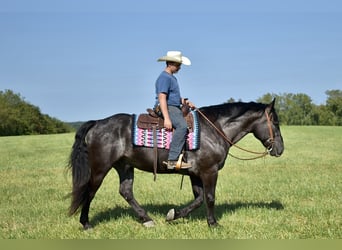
154, 51, 195, 170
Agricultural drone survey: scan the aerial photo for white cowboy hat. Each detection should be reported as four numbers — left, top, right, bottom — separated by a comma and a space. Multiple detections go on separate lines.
157, 51, 191, 66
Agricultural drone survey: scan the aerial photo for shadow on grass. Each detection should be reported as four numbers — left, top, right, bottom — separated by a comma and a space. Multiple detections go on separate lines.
90, 200, 284, 227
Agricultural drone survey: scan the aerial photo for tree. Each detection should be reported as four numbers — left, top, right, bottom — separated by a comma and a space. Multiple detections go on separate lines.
0, 89, 73, 136
258, 93, 314, 125
289, 93, 314, 125
226, 97, 236, 103
325, 90, 342, 125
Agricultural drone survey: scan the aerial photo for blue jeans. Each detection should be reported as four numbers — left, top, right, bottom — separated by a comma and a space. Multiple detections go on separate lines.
168, 106, 188, 161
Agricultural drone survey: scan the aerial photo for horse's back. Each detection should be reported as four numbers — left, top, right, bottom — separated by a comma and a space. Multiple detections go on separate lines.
85, 113, 133, 165
86, 113, 132, 135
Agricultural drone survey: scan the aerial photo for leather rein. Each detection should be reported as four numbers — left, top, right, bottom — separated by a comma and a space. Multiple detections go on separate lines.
196, 108, 274, 161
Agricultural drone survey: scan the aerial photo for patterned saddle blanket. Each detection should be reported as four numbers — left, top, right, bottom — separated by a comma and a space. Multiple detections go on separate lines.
132, 110, 200, 150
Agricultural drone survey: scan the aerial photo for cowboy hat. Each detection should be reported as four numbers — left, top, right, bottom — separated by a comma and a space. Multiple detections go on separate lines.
157, 51, 191, 66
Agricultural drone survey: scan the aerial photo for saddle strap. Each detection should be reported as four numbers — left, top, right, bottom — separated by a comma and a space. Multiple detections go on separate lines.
153, 126, 157, 181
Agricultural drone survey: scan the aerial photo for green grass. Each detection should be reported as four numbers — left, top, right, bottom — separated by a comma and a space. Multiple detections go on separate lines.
0, 126, 341, 239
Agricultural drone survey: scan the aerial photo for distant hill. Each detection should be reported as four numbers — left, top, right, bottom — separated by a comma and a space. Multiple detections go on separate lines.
0, 89, 74, 136
67, 121, 84, 131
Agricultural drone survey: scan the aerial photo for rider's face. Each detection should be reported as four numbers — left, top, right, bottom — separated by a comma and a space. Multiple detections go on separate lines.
171, 63, 181, 73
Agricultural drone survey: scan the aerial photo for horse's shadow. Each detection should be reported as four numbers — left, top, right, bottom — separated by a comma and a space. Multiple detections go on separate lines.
90, 200, 284, 227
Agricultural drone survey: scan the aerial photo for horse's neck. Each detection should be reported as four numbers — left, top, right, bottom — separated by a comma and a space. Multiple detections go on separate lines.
201, 103, 262, 145
219, 113, 256, 145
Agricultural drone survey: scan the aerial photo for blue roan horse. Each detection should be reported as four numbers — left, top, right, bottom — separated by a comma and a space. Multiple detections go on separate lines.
68, 99, 284, 229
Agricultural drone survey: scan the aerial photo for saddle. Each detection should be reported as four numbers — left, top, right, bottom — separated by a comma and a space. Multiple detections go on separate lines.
137, 108, 194, 132
135, 107, 195, 181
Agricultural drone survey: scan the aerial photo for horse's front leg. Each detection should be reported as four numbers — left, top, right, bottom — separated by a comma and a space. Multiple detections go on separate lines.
203, 170, 219, 227
166, 175, 204, 222
116, 165, 155, 227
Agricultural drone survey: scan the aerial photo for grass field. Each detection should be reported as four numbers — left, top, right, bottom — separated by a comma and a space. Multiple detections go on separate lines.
0, 126, 341, 239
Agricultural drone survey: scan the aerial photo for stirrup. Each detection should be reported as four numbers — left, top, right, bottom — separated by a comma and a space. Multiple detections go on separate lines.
175, 154, 187, 170
163, 154, 191, 170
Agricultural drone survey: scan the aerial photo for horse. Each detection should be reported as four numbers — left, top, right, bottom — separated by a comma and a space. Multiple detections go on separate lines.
68, 99, 284, 229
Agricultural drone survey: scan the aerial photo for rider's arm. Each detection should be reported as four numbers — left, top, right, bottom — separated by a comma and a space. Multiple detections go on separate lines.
158, 93, 172, 130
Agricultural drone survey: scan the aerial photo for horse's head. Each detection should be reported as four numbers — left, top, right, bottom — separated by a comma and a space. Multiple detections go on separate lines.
253, 99, 284, 157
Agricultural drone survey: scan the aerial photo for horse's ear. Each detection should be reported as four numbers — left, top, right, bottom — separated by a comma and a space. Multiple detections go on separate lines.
266, 98, 276, 113
270, 98, 276, 108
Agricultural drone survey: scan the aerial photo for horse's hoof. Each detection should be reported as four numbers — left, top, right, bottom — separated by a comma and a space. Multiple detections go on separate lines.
143, 220, 155, 228
166, 208, 175, 221
83, 222, 93, 230
208, 222, 221, 228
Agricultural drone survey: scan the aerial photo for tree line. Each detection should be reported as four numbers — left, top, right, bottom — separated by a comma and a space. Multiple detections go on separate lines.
229, 89, 342, 126
0, 90, 73, 136
1, 88, 341, 136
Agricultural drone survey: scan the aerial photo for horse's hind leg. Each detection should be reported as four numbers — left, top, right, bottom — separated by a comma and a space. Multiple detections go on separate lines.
80, 168, 111, 229
166, 175, 204, 222
116, 164, 154, 227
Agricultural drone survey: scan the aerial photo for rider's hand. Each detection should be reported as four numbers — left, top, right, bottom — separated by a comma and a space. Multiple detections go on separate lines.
186, 100, 196, 110
164, 118, 173, 130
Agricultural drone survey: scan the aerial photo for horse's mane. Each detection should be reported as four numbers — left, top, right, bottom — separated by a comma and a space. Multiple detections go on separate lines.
199, 101, 267, 122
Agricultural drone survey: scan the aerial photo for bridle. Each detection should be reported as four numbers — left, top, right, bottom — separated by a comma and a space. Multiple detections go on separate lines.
196, 108, 275, 160
264, 110, 275, 153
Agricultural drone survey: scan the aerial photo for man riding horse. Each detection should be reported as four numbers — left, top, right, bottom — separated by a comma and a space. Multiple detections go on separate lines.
154, 51, 196, 170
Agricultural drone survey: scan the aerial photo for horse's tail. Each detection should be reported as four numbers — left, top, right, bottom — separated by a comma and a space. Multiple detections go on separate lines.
68, 120, 96, 215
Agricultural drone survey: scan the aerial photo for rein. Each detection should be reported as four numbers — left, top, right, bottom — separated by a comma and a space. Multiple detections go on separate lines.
196, 108, 274, 160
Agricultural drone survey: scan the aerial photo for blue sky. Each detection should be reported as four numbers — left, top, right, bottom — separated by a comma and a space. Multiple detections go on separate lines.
1, 0, 341, 122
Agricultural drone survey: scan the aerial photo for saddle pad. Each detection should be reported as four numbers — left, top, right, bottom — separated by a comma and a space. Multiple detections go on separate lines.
132, 110, 200, 150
